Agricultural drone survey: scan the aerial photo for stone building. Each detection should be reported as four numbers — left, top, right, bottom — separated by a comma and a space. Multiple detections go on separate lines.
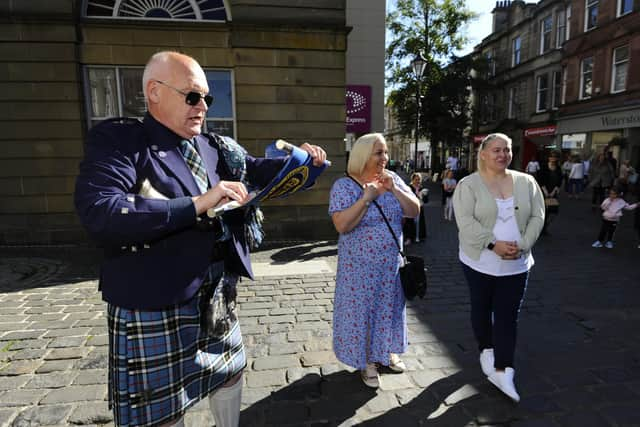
471, 0, 570, 169
557, 0, 640, 169
0, 0, 351, 244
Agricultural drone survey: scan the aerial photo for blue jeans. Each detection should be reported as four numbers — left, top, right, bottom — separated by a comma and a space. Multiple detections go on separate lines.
461, 263, 529, 369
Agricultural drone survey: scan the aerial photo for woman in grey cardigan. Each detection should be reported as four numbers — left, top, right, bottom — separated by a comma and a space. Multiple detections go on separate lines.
452, 133, 544, 402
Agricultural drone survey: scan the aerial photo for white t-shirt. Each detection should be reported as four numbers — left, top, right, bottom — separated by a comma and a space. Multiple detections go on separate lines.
446, 156, 458, 170
459, 197, 534, 276
525, 160, 540, 174
569, 162, 584, 180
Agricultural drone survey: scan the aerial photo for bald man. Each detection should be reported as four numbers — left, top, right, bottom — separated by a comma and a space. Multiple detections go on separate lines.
75, 51, 326, 427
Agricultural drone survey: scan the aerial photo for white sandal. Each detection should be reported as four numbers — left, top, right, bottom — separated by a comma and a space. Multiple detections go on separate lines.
389, 353, 406, 373
361, 363, 379, 388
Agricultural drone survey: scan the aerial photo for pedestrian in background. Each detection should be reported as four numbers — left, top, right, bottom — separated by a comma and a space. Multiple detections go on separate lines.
329, 133, 420, 389
452, 133, 544, 403
403, 172, 427, 244
525, 154, 540, 180
74, 51, 326, 427
591, 187, 638, 249
589, 152, 615, 209
567, 155, 584, 198
539, 154, 563, 235
442, 169, 457, 221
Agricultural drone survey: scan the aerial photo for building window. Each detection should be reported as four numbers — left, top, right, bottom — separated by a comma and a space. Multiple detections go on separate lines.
561, 66, 568, 105
85, 66, 235, 137
552, 70, 562, 109
617, 0, 633, 17
565, 5, 572, 41
580, 57, 594, 99
84, 0, 229, 22
489, 93, 497, 122
585, 0, 598, 31
204, 70, 236, 137
611, 46, 629, 93
556, 10, 566, 47
512, 37, 521, 66
486, 49, 496, 77
536, 74, 549, 112
507, 87, 517, 119
540, 16, 552, 54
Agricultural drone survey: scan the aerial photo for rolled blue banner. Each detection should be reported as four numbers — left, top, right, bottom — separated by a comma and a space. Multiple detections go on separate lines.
252, 140, 329, 203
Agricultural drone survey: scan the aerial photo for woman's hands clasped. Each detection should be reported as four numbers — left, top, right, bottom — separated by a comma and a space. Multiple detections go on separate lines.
492, 240, 521, 260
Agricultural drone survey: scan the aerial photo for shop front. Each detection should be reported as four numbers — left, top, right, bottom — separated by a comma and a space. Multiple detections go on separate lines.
523, 125, 557, 167
557, 107, 640, 167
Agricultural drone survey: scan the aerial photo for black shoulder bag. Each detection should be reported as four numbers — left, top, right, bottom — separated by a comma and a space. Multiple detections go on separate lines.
347, 175, 428, 300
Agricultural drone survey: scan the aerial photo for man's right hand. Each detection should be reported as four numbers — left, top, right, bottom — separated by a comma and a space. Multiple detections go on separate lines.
192, 181, 249, 215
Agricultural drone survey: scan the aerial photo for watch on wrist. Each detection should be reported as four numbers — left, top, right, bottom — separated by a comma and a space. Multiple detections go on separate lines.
487, 239, 496, 250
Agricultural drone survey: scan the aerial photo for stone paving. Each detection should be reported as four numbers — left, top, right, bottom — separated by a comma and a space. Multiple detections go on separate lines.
1, 181, 640, 426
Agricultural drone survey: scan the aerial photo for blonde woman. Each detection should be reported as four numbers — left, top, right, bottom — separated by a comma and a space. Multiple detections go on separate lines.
329, 133, 420, 388
452, 133, 544, 402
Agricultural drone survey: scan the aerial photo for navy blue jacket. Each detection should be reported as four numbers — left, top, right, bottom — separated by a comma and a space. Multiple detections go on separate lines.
74, 113, 284, 309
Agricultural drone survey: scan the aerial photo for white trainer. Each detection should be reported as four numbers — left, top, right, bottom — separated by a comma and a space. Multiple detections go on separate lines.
592, 241, 603, 248
604, 241, 614, 249
479, 348, 495, 376
488, 367, 520, 402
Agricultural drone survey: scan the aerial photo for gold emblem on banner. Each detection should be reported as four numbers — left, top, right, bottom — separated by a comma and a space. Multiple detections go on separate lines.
263, 166, 309, 200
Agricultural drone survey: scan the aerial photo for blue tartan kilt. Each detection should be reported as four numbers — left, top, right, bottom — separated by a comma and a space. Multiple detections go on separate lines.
107, 280, 246, 426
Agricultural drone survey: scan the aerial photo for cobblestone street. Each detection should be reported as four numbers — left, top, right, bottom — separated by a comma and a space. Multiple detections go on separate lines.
1, 183, 639, 426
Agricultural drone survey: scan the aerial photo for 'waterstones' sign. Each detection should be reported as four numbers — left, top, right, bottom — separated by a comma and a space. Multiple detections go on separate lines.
557, 108, 640, 134
601, 112, 640, 128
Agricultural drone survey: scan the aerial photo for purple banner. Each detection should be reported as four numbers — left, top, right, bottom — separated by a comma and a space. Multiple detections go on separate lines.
346, 85, 371, 134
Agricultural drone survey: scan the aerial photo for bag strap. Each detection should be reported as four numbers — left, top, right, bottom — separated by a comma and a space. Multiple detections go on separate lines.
345, 174, 405, 257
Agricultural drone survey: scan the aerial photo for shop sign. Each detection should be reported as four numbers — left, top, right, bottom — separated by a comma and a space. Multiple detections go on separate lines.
524, 125, 557, 137
557, 108, 640, 134
345, 85, 371, 133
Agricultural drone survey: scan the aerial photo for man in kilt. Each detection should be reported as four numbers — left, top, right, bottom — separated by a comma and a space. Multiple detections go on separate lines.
75, 51, 326, 427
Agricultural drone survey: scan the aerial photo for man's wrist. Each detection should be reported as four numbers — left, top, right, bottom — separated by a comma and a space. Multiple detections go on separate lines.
487, 239, 496, 250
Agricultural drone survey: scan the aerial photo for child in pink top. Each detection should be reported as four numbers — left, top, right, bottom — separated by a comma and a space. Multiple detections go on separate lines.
592, 187, 638, 248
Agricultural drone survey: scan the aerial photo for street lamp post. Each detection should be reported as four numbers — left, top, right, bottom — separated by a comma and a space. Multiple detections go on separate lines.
411, 53, 427, 173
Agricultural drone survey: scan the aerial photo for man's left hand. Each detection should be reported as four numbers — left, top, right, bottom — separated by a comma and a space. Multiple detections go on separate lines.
300, 143, 327, 167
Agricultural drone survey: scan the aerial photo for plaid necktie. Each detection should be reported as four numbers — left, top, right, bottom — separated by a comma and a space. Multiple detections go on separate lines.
180, 139, 208, 194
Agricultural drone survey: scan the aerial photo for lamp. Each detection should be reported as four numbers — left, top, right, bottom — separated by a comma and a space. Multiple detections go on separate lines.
411, 53, 427, 172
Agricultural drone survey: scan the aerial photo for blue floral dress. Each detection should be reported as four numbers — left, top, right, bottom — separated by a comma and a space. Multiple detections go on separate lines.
329, 173, 409, 369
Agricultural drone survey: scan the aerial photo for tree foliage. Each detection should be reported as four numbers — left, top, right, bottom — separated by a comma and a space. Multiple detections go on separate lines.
386, 0, 477, 156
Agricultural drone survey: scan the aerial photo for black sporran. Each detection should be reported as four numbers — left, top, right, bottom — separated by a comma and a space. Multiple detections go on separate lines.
399, 255, 427, 300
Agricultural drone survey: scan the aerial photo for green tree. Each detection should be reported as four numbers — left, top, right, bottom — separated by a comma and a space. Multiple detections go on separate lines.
386, 0, 476, 170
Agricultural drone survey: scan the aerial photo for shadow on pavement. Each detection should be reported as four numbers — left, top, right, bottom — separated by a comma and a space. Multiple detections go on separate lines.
240, 371, 376, 426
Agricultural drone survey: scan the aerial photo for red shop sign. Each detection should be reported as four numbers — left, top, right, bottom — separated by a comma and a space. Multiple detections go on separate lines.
524, 125, 557, 137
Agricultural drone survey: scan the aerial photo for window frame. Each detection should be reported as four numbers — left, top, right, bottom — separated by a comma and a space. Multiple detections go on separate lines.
540, 15, 553, 54
617, 0, 633, 17
536, 74, 549, 113
551, 70, 563, 109
584, 0, 599, 32
83, 65, 236, 138
565, 5, 572, 41
611, 45, 629, 94
579, 57, 594, 100
507, 86, 517, 119
512, 36, 521, 67
556, 9, 566, 48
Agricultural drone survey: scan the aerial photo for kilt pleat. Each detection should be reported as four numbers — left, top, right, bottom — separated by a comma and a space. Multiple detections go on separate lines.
107, 281, 246, 426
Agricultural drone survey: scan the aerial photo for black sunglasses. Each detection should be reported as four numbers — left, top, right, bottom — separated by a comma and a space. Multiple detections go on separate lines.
154, 80, 213, 107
